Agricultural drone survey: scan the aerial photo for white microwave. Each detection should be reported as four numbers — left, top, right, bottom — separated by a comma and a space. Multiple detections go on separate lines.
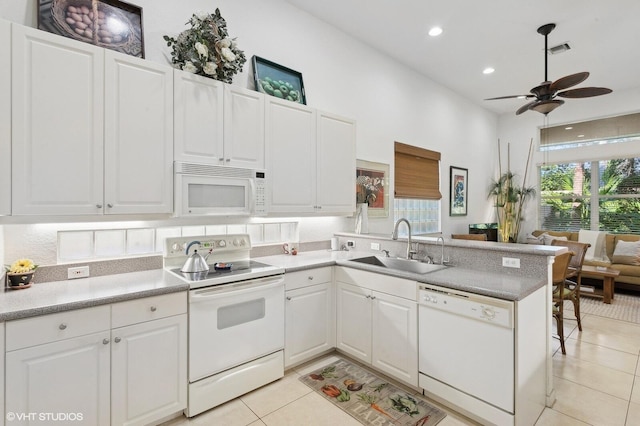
174, 162, 267, 216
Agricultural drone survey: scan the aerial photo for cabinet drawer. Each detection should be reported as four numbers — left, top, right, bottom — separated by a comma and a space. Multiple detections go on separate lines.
6, 305, 111, 351
111, 292, 187, 328
284, 267, 332, 291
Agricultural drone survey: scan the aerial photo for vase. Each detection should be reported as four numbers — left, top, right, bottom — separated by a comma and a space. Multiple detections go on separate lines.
7, 271, 34, 287
355, 203, 369, 234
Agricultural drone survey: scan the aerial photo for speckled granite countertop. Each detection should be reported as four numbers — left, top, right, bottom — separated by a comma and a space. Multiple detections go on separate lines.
256, 249, 548, 301
0, 269, 189, 321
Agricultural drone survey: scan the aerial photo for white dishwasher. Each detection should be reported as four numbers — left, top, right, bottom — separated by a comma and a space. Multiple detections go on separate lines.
418, 283, 515, 423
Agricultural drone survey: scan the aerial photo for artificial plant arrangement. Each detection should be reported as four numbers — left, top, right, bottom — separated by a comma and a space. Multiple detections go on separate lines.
5, 258, 38, 287
163, 9, 246, 83
488, 139, 536, 243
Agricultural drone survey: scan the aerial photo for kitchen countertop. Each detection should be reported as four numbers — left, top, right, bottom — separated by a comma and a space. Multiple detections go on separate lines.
0, 247, 550, 322
0, 269, 189, 321
256, 249, 546, 301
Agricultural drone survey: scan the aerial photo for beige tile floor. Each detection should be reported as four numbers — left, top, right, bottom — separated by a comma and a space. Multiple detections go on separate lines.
163, 301, 640, 426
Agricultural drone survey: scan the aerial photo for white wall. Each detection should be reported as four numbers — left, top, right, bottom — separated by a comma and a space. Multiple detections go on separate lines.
497, 86, 640, 239
0, 0, 498, 266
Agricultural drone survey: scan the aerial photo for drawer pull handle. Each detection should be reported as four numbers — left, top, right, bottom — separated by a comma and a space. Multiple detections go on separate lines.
59, 323, 67, 330
103, 338, 110, 345
150, 306, 157, 312
286, 296, 292, 301
114, 337, 121, 343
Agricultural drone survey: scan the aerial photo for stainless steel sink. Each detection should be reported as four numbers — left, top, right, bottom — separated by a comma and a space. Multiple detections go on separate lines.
348, 256, 447, 274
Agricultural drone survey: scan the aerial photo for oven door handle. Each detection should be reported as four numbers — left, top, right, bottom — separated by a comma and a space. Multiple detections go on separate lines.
190, 276, 284, 300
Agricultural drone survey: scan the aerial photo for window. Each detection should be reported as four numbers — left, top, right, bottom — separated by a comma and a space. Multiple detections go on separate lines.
393, 142, 441, 235
540, 157, 640, 233
539, 113, 640, 234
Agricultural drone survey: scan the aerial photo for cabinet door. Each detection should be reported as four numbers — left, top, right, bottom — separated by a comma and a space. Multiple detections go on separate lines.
0, 19, 10, 216
5, 331, 111, 425
173, 70, 224, 163
12, 25, 104, 215
285, 282, 335, 368
266, 98, 316, 213
335, 282, 372, 364
104, 50, 173, 214
372, 291, 418, 386
224, 85, 265, 169
316, 111, 356, 214
111, 314, 187, 426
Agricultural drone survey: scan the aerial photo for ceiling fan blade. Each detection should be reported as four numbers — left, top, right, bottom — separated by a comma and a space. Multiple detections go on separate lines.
484, 95, 533, 100
549, 72, 589, 92
557, 87, 613, 98
516, 100, 539, 115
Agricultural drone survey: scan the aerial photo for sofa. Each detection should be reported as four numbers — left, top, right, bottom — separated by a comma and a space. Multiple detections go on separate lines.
531, 230, 640, 289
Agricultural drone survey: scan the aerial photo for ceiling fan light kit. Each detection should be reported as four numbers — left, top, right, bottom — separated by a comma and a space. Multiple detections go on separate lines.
485, 23, 612, 115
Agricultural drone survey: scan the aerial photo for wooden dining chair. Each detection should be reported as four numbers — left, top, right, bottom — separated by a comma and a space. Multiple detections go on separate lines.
551, 250, 575, 355
551, 240, 590, 334
451, 234, 488, 241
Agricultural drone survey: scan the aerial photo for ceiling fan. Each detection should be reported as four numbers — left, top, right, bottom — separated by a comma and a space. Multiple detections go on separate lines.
485, 23, 612, 115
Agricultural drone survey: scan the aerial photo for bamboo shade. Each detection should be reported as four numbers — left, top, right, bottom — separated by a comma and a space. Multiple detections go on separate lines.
394, 142, 442, 200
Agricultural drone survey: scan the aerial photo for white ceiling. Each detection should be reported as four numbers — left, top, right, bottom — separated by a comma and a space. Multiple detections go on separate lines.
284, 0, 640, 116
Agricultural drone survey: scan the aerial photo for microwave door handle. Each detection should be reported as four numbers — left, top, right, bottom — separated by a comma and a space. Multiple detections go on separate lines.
249, 179, 256, 213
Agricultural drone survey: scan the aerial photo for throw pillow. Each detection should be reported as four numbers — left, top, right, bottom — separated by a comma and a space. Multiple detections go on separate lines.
578, 229, 608, 261
542, 233, 568, 245
611, 240, 640, 265
526, 233, 544, 244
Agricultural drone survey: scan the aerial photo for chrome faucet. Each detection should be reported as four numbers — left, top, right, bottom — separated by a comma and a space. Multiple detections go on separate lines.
392, 218, 416, 259
436, 236, 446, 265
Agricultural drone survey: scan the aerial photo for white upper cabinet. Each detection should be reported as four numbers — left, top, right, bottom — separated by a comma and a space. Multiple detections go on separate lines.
316, 111, 356, 213
266, 98, 356, 215
11, 26, 173, 216
0, 19, 11, 216
11, 24, 104, 215
266, 98, 317, 213
104, 50, 174, 214
223, 84, 265, 169
174, 72, 265, 169
173, 71, 225, 163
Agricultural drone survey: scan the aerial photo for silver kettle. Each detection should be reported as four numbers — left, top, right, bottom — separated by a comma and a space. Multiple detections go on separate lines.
181, 241, 211, 273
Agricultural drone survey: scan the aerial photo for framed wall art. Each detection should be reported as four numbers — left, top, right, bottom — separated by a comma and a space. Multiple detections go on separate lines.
356, 160, 389, 217
449, 166, 468, 216
252, 55, 306, 104
37, 0, 145, 58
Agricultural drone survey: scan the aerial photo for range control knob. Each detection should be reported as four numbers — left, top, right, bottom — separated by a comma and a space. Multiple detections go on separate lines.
233, 239, 240, 247
218, 240, 226, 248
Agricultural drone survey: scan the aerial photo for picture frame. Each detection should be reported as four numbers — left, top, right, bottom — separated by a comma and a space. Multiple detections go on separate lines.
37, 0, 145, 58
449, 166, 468, 216
252, 56, 306, 105
356, 160, 389, 218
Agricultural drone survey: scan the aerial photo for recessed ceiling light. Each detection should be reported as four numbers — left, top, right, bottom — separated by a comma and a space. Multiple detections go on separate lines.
577, 134, 585, 138
517, 95, 527, 99
483, 67, 495, 75
428, 27, 443, 37
565, 126, 573, 130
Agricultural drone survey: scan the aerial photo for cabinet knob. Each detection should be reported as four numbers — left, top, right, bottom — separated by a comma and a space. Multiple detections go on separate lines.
96, 204, 103, 209
150, 306, 157, 312
308, 276, 314, 280
371, 296, 376, 300
107, 203, 113, 208
225, 158, 231, 162
366, 295, 371, 299
59, 323, 67, 330
103, 338, 110, 345
286, 296, 292, 301
114, 337, 121, 343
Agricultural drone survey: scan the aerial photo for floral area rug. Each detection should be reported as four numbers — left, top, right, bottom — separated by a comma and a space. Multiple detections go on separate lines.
299, 358, 446, 426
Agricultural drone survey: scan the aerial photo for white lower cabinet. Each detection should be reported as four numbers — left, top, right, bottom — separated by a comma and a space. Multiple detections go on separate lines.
335, 268, 418, 386
111, 314, 187, 426
284, 268, 335, 368
1, 322, 5, 426
4, 293, 187, 426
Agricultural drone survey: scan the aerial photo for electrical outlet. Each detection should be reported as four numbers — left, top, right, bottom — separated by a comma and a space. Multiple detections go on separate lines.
502, 257, 521, 268
346, 240, 355, 248
371, 242, 380, 250
68, 266, 90, 279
